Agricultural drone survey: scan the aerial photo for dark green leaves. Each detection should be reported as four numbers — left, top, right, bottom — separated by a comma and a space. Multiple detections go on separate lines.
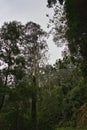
47, 0, 63, 7
1, 22, 21, 41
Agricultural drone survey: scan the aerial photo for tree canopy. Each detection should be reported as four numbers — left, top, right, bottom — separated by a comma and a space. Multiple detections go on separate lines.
0, 1, 87, 130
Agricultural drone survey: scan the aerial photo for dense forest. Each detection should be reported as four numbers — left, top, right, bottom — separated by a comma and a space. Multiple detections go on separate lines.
0, 0, 87, 130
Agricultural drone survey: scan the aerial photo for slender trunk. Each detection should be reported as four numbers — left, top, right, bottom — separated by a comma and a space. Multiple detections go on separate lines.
0, 74, 8, 111
31, 42, 38, 130
0, 96, 5, 110
31, 75, 37, 130
0, 59, 10, 111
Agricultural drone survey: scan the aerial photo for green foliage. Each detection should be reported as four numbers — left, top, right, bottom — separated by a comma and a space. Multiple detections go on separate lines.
38, 86, 64, 130
0, 20, 48, 130
64, 0, 87, 76
0, 3, 87, 129
47, 0, 63, 7
56, 127, 87, 130
46, 2, 87, 128
38, 56, 87, 129
47, 0, 87, 77
1, 21, 21, 41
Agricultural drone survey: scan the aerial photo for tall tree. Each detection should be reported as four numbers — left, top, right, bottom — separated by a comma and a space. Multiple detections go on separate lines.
0, 21, 25, 110
24, 22, 48, 130
0, 21, 48, 130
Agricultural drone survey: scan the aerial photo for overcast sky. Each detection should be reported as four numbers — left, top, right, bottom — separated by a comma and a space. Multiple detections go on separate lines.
0, 0, 63, 64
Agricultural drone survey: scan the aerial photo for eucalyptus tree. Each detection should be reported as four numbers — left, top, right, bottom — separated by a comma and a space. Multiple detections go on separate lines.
0, 21, 48, 130
0, 21, 30, 130
24, 22, 48, 130
0, 21, 25, 111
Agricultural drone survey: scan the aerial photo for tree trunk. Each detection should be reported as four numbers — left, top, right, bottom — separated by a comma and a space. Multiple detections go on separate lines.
31, 75, 37, 130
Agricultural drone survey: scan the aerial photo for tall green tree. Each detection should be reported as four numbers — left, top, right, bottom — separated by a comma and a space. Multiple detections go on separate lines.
0, 21, 48, 130
24, 22, 48, 130
0, 21, 25, 110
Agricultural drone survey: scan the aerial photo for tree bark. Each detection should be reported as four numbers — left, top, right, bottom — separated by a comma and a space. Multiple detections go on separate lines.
31, 75, 37, 130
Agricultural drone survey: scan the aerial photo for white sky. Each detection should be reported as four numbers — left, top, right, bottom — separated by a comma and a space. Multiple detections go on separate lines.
0, 0, 63, 65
